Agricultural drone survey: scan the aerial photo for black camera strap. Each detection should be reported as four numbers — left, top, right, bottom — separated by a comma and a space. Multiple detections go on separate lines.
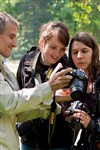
48, 93, 57, 147
43, 66, 57, 146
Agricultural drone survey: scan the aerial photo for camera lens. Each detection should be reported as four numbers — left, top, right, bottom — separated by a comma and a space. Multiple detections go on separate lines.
70, 78, 85, 100
69, 69, 88, 100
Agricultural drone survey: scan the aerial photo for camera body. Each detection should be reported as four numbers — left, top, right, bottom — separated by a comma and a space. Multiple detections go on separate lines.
68, 69, 88, 100
66, 100, 91, 116
57, 67, 88, 100
66, 100, 91, 128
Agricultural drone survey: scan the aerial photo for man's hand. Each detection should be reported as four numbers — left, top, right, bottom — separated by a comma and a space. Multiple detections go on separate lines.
48, 67, 73, 92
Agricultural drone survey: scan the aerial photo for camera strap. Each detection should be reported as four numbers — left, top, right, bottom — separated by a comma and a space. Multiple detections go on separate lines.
73, 123, 82, 146
44, 66, 57, 146
48, 93, 57, 146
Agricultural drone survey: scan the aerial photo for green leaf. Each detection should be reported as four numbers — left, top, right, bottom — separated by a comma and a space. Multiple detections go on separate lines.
97, 5, 100, 11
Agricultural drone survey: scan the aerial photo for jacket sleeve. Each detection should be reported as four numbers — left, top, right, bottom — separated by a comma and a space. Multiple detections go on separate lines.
87, 74, 100, 134
17, 108, 50, 122
0, 72, 52, 115
87, 117, 100, 134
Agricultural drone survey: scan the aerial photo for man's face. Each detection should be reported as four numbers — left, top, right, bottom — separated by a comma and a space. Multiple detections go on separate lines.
0, 21, 18, 58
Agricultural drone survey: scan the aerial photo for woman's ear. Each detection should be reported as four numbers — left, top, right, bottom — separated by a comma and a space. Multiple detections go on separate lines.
39, 39, 45, 51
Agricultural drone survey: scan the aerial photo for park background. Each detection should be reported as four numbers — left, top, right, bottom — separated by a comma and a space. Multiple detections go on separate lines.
0, 0, 100, 73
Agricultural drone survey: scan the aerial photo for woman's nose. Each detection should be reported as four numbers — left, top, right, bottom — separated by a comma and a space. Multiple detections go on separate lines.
77, 52, 83, 58
55, 50, 60, 57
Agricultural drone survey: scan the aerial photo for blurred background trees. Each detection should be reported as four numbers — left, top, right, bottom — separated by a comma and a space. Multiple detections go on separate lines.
0, 0, 100, 60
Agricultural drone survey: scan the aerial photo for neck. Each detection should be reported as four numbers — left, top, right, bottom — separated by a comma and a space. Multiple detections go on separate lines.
40, 54, 50, 66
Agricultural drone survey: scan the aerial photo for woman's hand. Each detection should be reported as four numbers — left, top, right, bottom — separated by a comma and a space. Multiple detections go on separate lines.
72, 109, 91, 128
79, 110, 91, 128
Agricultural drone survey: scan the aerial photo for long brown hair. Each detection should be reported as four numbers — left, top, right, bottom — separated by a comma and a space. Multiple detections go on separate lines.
69, 32, 100, 81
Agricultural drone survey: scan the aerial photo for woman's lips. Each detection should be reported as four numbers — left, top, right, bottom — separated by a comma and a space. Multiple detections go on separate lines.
77, 62, 85, 65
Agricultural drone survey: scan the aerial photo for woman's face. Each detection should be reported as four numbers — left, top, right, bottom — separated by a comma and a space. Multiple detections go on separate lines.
40, 36, 66, 66
71, 41, 93, 74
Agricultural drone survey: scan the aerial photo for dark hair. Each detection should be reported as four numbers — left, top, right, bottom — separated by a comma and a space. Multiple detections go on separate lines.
39, 21, 70, 47
69, 32, 100, 80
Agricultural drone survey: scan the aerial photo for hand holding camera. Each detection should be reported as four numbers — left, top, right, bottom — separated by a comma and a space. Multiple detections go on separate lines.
55, 66, 88, 102
65, 100, 91, 127
48, 67, 73, 91
58, 68, 91, 128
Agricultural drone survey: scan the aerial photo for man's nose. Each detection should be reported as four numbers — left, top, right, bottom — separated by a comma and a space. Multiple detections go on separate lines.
12, 39, 17, 47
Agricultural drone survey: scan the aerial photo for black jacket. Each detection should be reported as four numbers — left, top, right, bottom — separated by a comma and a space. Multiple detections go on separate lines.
17, 46, 73, 149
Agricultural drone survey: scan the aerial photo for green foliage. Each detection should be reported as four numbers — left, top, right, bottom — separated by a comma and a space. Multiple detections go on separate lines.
0, 0, 100, 60
49, 0, 100, 41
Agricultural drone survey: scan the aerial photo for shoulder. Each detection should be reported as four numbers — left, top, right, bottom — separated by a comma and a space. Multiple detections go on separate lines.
23, 46, 38, 60
95, 73, 100, 88
19, 46, 38, 65
27, 46, 37, 53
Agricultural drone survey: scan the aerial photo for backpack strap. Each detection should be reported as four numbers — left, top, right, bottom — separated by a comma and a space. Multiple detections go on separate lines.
26, 46, 37, 53
17, 46, 38, 89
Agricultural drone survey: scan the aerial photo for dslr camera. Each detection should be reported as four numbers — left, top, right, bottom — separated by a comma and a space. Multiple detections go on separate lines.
66, 100, 91, 127
66, 68, 88, 100
66, 100, 91, 116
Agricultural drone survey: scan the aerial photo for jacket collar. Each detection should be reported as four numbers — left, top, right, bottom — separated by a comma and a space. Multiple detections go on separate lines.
32, 51, 41, 72
0, 55, 6, 77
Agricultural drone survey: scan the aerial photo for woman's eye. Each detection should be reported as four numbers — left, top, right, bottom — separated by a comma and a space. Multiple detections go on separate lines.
50, 45, 56, 49
61, 48, 66, 52
72, 51, 78, 54
82, 50, 88, 53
